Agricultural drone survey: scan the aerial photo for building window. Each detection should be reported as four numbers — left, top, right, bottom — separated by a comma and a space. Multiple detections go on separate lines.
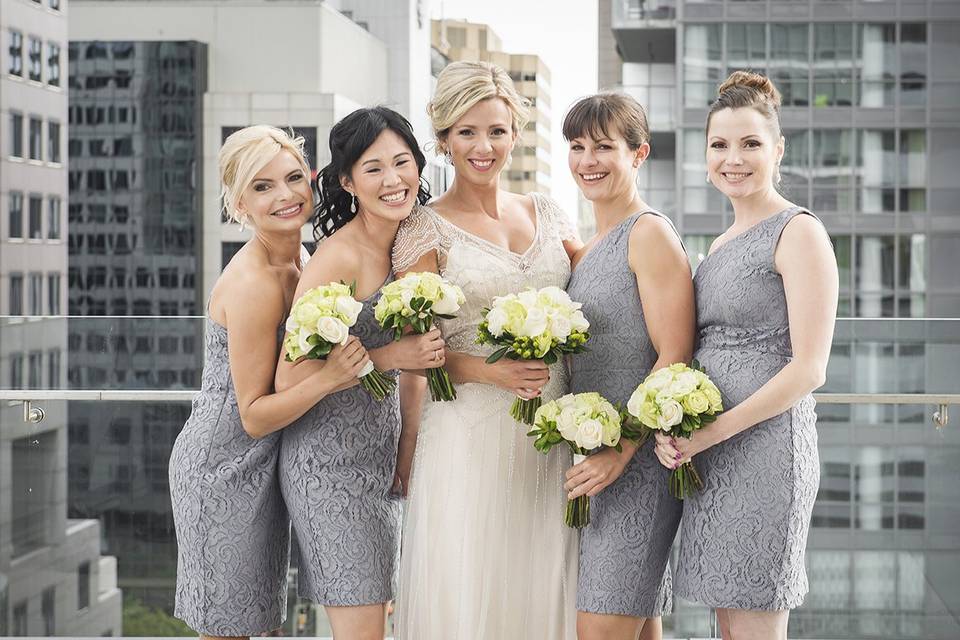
27, 37, 41, 81
28, 195, 42, 239
28, 117, 42, 160
10, 353, 24, 389
48, 349, 61, 386
9, 273, 24, 315
29, 272, 42, 315
8, 191, 23, 238
42, 586, 54, 635
48, 121, 60, 162
28, 351, 42, 388
8, 29, 23, 76
13, 601, 26, 636
78, 562, 90, 610
48, 196, 61, 239
10, 112, 23, 157
50, 0, 61, 10
48, 273, 60, 314
47, 42, 60, 86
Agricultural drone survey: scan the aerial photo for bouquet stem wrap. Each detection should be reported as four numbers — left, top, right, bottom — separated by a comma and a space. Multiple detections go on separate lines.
565, 453, 591, 528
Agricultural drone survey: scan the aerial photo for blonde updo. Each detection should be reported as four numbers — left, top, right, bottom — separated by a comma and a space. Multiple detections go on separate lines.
218, 125, 311, 223
706, 70, 782, 138
428, 61, 530, 152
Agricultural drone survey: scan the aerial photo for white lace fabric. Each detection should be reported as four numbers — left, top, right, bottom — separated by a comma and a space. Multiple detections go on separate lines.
391, 192, 580, 640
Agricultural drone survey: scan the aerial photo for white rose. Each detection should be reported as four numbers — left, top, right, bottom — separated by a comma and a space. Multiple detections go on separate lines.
432, 284, 462, 315
626, 386, 646, 418
520, 307, 548, 338
646, 369, 674, 391
316, 317, 350, 345
575, 418, 604, 450
297, 327, 313, 356
657, 399, 684, 430
569, 309, 589, 332
485, 307, 509, 336
517, 289, 539, 307
335, 296, 363, 326
548, 314, 572, 340
669, 371, 698, 397
556, 408, 580, 442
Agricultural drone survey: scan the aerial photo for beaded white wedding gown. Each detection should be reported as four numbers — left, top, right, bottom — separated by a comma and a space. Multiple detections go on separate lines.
391, 193, 578, 640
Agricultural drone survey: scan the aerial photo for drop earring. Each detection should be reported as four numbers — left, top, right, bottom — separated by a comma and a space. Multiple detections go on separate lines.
350, 194, 357, 214
444, 151, 453, 165
705, 173, 711, 184
775, 166, 782, 185
238, 214, 249, 232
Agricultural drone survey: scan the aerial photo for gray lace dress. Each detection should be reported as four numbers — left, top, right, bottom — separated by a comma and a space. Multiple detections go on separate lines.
169, 320, 289, 636
567, 211, 684, 617
280, 277, 402, 606
675, 206, 821, 610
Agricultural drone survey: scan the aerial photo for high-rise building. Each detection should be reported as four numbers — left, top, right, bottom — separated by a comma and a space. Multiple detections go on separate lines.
65, 0, 432, 629
1, 1, 121, 636
432, 18, 553, 196
600, 1, 960, 638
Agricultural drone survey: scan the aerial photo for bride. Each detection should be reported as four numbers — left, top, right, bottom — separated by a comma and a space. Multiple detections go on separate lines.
391, 61, 581, 639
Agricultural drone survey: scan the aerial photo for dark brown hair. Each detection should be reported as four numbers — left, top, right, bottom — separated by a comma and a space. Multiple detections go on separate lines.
706, 70, 782, 138
562, 93, 650, 149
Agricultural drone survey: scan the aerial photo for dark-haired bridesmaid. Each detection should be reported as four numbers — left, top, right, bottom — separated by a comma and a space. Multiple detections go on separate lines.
274, 107, 444, 639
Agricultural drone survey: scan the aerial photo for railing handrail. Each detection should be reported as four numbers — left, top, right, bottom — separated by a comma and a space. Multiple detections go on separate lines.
2, 390, 958, 404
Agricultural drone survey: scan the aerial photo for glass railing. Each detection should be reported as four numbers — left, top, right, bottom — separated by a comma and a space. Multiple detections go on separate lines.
1, 316, 958, 638
620, 84, 677, 130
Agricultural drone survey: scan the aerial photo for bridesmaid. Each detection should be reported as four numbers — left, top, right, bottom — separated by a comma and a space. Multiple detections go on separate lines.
274, 107, 444, 640
563, 94, 694, 640
654, 71, 837, 639
169, 126, 371, 639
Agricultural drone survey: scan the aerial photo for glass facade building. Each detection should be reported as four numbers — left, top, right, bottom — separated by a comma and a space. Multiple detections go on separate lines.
603, 1, 960, 637
65, 40, 207, 612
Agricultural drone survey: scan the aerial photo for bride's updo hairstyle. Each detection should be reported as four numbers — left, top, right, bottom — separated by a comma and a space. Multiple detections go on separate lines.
314, 106, 431, 240
706, 70, 783, 139
562, 92, 650, 151
428, 61, 531, 153
219, 125, 311, 224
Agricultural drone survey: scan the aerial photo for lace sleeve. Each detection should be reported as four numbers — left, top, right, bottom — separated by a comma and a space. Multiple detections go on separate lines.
392, 205, 445, 273
533, 192, 580, 243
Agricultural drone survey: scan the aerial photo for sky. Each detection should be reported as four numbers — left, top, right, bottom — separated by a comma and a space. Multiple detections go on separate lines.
429, 0, 599, 217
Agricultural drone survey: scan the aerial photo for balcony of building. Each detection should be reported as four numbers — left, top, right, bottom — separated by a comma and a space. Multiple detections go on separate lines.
1, 316, 958, 638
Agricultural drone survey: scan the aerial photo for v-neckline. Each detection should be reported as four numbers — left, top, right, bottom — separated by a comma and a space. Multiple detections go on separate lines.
699, 206, 800, 267
423, 194, 542, 261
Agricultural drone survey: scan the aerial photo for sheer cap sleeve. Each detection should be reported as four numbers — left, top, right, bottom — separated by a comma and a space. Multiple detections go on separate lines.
392, 204, 445, 273
532, 192, 580, 243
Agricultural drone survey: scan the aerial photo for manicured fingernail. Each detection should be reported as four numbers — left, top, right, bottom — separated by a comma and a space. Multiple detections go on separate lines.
674, 452, 682, 460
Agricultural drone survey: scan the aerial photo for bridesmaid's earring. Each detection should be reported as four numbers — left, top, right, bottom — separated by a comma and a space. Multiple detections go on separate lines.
350, 195, 358, 214
775, 166, 782, 184
705, 173, 711, 184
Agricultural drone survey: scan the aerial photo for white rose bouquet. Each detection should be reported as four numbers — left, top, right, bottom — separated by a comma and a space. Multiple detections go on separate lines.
527, 392, 644, 528
476, 286, 590, 424
626, 361, 724, 498
374, 272, 465, 401
284, 282, 395, 401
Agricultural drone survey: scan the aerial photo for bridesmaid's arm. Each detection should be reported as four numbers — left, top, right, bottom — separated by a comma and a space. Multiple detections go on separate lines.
565, 215, 695, 500
221, 270, 366, 439
656, 214, 838, 466
393, 372, 426, 496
